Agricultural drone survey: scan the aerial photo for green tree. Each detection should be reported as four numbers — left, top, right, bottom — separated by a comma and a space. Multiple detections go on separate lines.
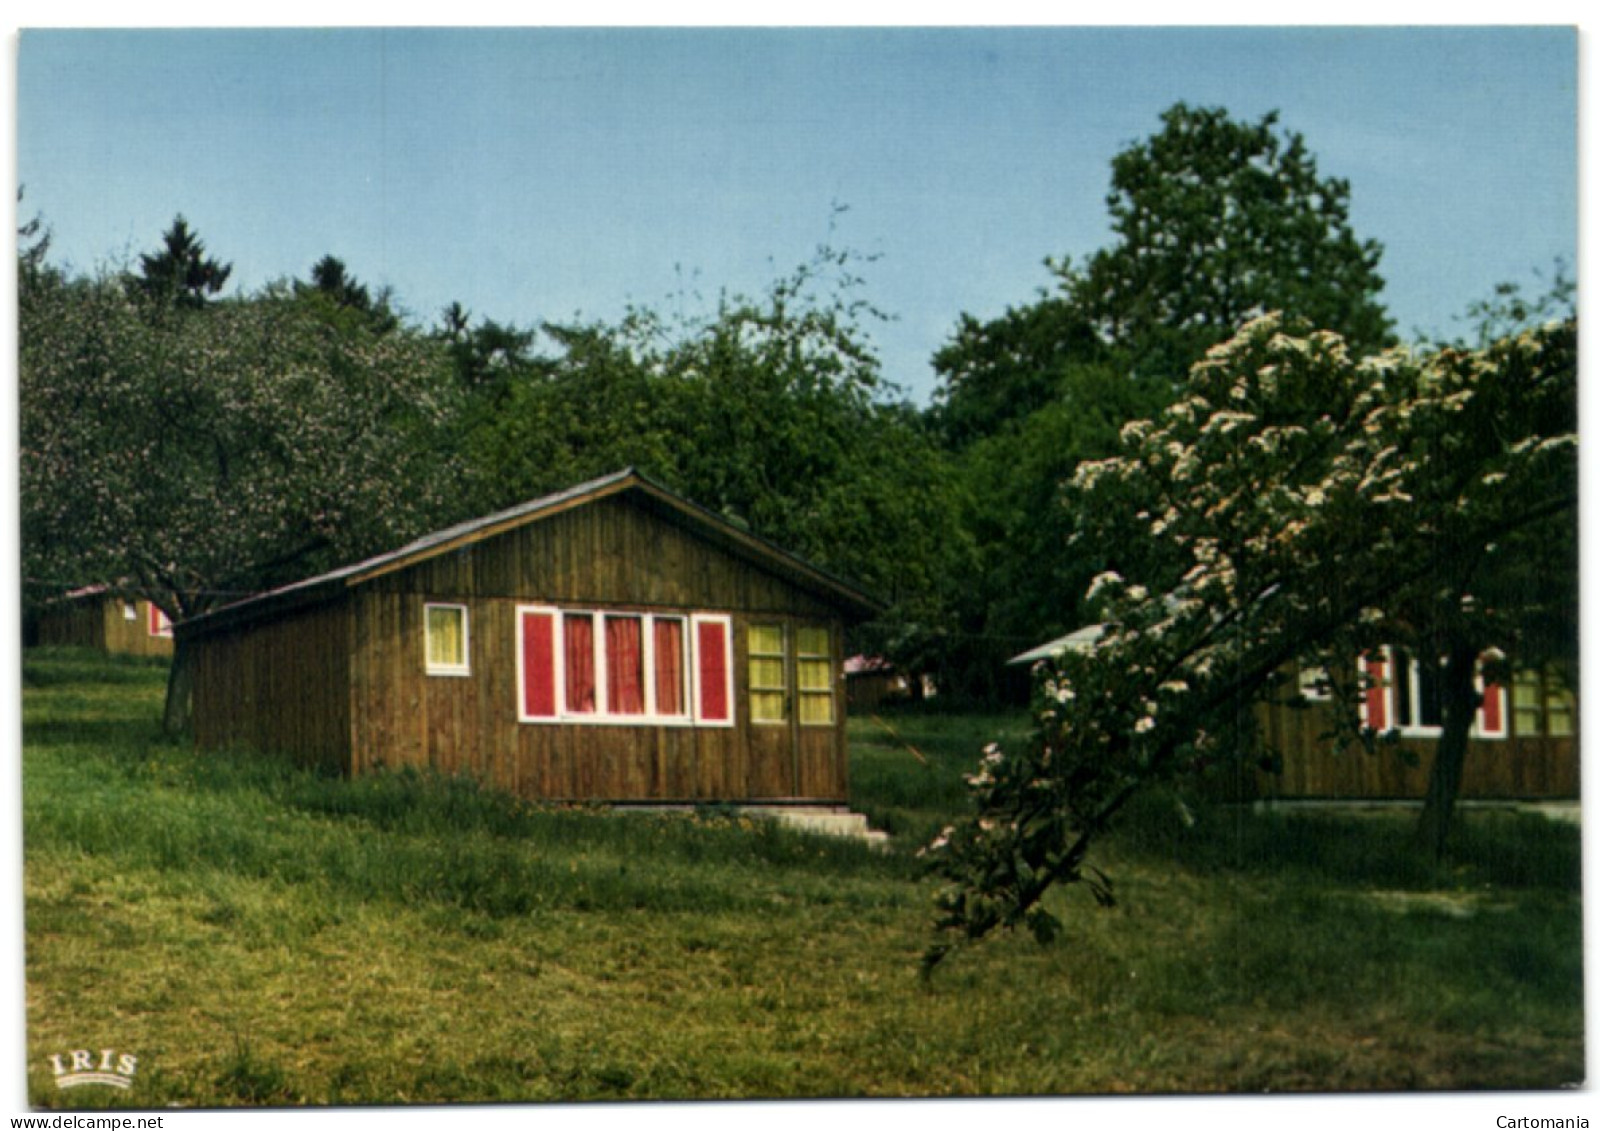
934, 103, 1393, 450
930, 361, 1166, 703
1401, 263, 1580, 855
435, 303, 545, 401
456, 246, 961, 664
925, 104, 1395, 704
920, 314, 1576, 969
1076, 103, 1393, 382
1449, 259, 1575, 349
930, 296, 1105, 448
294, 255, 399, 333
20, 268, 463, 733
18, 187, 52, 285
133, 214, 233, 310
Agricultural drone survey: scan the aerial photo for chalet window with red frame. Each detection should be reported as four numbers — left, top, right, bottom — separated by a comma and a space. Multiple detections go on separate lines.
516, 606, 729, 727
148, 604, 173, 638
1359, 647, 1506, 740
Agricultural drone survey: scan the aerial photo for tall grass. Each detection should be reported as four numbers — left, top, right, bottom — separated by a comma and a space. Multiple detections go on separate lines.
27, 716, 914, 926
847, 707, 1032, 843
21, 649, 1585, 1105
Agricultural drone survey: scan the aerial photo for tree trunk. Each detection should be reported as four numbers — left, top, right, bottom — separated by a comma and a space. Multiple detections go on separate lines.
1414, 639, 1479, 860
162, 636, 197, 737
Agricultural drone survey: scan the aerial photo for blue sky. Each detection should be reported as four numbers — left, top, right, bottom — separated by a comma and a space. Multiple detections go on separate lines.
16, 25, 1579, 403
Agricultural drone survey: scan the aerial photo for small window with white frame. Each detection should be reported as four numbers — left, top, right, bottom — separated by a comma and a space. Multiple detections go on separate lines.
1296, 661, 1333, 701
425, 602, 470, 676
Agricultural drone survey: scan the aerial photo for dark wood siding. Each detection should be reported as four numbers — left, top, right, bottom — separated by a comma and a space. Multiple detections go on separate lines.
35, 601, 106, 650
1251, 665, 1578, 801
192, 600, 351, 773
346, 496, 852, 803
36, 598, 174, 658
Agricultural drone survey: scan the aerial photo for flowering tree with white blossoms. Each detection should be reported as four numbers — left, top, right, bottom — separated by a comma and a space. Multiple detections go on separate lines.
920, 313, 1576, 970
21, 268, 463, 733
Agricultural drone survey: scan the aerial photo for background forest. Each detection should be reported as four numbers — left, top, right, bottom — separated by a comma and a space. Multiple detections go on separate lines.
27, 104, 1499, 708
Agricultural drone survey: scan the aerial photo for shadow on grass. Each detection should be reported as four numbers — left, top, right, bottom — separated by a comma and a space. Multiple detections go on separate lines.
22, 647, 171, 687
1107, 786, 1581, 895
22, 717, 169, 749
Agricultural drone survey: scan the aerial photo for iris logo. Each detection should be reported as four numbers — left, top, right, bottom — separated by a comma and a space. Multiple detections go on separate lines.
48, 1048, 139, 1089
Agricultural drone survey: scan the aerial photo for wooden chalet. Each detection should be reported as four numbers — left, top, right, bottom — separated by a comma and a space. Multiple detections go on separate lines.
180, 469, 881, 806
1252, 654, 1578, 802
33, 587, 174, 658
1011, 634, 1578, 802
844, 655, 911, 710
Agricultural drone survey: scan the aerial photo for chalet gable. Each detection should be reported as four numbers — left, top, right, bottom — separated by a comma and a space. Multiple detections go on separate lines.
181, 469, 880, 639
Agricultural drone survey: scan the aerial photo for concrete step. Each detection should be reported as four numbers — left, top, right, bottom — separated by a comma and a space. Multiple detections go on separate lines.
745, 806, 891, 846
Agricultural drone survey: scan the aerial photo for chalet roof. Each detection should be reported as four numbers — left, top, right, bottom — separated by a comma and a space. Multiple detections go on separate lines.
180, 468, 883, 638
1007, 624, 1106, 666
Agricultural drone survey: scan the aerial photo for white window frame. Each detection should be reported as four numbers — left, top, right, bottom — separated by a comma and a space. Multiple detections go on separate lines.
122, 601, 139, 622
1296, 662, 1332, 702
424, 602, 471, 677
515, 605, 722, 728
1359, 646, 1506, 741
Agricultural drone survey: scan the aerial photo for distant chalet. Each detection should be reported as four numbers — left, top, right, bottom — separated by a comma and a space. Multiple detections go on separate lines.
33, 586, 174, 658
1011, 630, 1577, 802
181, 469, 880, 806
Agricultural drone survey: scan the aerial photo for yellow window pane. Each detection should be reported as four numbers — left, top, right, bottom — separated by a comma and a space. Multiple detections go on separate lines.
752, 691, 786, 723
1513, 671, 1542, 708
798, 658, 831, 691
750, 657, 786, 690
1514, 708, 1543, 737
797, 626, 828, 656
750, 624, 784, 656
427, 606, 465, 669
1546, 683, 1576, 737
799, 692, 834, 726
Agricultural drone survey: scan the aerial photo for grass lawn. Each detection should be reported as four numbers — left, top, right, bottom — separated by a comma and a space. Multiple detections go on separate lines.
20, 649, 1584, 1105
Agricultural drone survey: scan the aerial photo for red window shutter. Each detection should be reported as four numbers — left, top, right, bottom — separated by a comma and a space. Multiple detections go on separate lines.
521, 610, 558, 719
696, 619, 730, 723
1364, 654, 1388, 731
1480, 679, 1504, 734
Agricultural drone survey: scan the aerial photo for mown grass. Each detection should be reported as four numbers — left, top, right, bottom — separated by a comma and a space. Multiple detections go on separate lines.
21, 650, 1584, 1106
